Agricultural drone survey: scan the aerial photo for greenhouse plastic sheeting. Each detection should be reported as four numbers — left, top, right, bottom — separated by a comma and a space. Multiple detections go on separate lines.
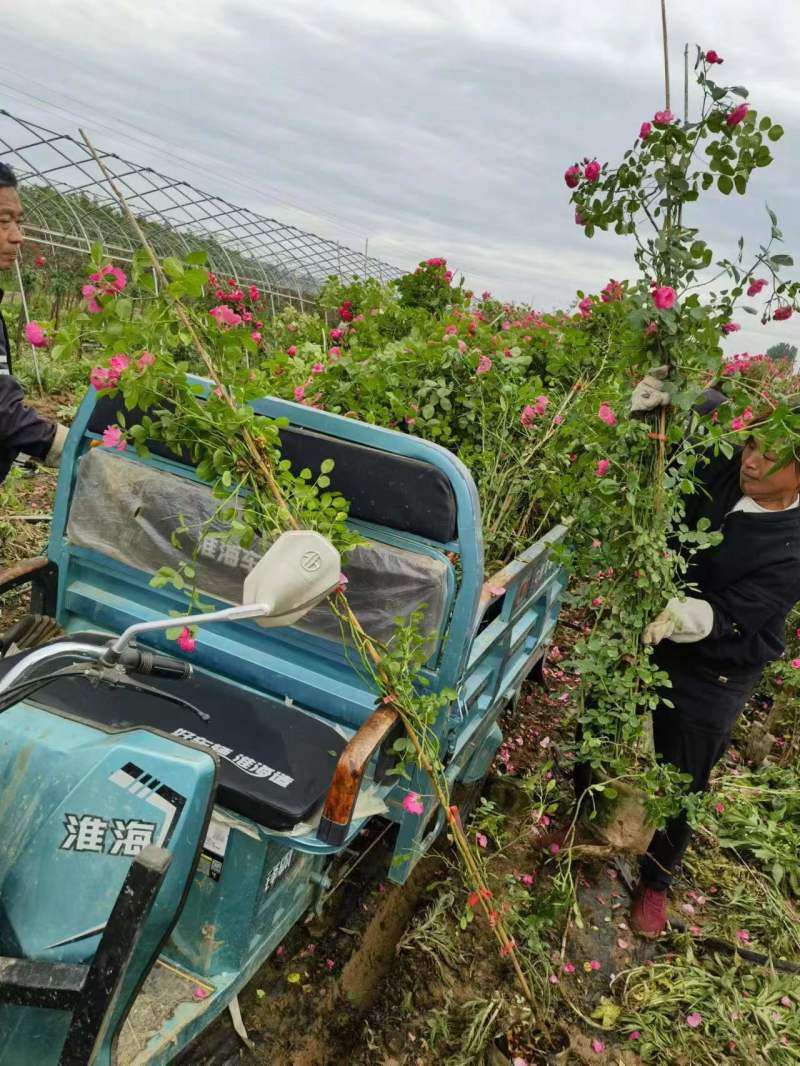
66, 449, 450, 644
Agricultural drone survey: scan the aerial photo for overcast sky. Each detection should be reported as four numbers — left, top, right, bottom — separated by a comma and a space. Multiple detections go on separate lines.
2, 1, 800, 354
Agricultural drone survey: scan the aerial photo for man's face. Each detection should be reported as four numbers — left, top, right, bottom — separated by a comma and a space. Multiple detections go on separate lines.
0, 187, 23, 270
739, 436, 800, 502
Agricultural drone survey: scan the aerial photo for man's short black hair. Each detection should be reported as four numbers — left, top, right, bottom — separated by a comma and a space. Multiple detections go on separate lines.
0, 163, 17, 189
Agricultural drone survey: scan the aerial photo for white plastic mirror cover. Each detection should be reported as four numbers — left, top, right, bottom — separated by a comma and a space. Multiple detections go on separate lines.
242, 529, 341, 627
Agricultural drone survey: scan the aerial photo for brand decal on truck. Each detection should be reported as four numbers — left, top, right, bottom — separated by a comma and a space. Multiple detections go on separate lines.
58, 763, 186, 856
60, 813, 158, 855
172, 729, 295, 788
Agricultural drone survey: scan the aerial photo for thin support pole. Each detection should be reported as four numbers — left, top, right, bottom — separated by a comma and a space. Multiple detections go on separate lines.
683, 42, 689, 124
14, 260, 43, 394
660, 0, 671, 111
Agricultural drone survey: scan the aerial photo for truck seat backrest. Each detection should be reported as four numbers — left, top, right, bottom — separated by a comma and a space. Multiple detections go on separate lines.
89, 394, 458, 543
67, 448, 450, 643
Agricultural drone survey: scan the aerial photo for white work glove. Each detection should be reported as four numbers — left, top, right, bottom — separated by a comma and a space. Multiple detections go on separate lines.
642, 596, 714, 645
630, 366, 670, 415
43, 423, 69, 467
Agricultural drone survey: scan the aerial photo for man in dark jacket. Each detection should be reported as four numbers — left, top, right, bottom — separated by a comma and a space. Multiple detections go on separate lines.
0, 162, 66, 484
629, 379, 800, 935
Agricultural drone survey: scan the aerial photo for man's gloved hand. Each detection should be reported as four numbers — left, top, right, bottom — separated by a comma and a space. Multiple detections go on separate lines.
642, 596, 714, 646
630, 365, 670, 415
43, 423, 68, 468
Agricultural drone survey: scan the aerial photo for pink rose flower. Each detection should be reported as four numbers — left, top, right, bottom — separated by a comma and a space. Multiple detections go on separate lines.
597, 402, 617, 426
591, 1040, 605, 1054
773, 306, 793, 321
249, 285, 259, 300
520, 405, 535, 428
311, 362, 324, 374
652, 285, 676, 310
137, 350, 155, 369
533, 395, 548, 415
287, 345, 297, 356
644, 321, 659, 335
330, 328, 344, 341
726, 103, 750, 127
791, 658, 800, 668
109, 354, 130, 373
177, 627, 196, 653
591, 596, 604, 607
722, 322, 740, 333
705, 50, 723, 64
101, 425, 126, 451
476, 832, 488, 848
476, 354, 492, 375
294, 385, 305, 401
564, 164, 580, 188
654, 109, 674, 126
96, 264, 127, 293
251, 331, 262, 344
93, 367, 119, 389
639, 121, 652, 140
328, 346, 341, 357
601, 280, 624, 302
575, 208, 585, 226
578, 296, 593, 318
584, 160, 601, 183
595, 459, 610, 477
24, 321, 47, 348
747, 278, 768, 297
686, 1012, 702, 1028
402, 791, 424, 815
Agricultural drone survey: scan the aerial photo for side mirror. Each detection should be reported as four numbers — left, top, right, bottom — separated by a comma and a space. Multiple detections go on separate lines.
243, 529, 341, 628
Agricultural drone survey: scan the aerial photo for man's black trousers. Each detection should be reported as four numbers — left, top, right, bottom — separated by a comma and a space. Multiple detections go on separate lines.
576, 654, 759, 889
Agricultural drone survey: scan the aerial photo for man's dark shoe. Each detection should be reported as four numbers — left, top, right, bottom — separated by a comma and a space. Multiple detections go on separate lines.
630, 880, 668, 937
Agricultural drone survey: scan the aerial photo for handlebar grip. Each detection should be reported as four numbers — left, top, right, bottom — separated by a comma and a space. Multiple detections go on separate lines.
118, 649, 192, 680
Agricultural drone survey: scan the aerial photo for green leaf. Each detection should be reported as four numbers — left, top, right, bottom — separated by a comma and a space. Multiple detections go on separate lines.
185, 250, 208, 265
114, 298, 133, 320
771, 253, 794, 267
162, 256, 185, 278
734, 174, 747, 195
320, 458, 335, 474
421, 404, 435, 419
717, 174, 733, 195
768, 124, 784, 142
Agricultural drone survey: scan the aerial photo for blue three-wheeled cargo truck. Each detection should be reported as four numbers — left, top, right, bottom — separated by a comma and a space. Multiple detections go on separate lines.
0, 381, 566, 1064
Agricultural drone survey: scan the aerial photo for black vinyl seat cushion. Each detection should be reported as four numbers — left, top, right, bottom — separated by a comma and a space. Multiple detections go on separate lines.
0, 636, 346, 830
